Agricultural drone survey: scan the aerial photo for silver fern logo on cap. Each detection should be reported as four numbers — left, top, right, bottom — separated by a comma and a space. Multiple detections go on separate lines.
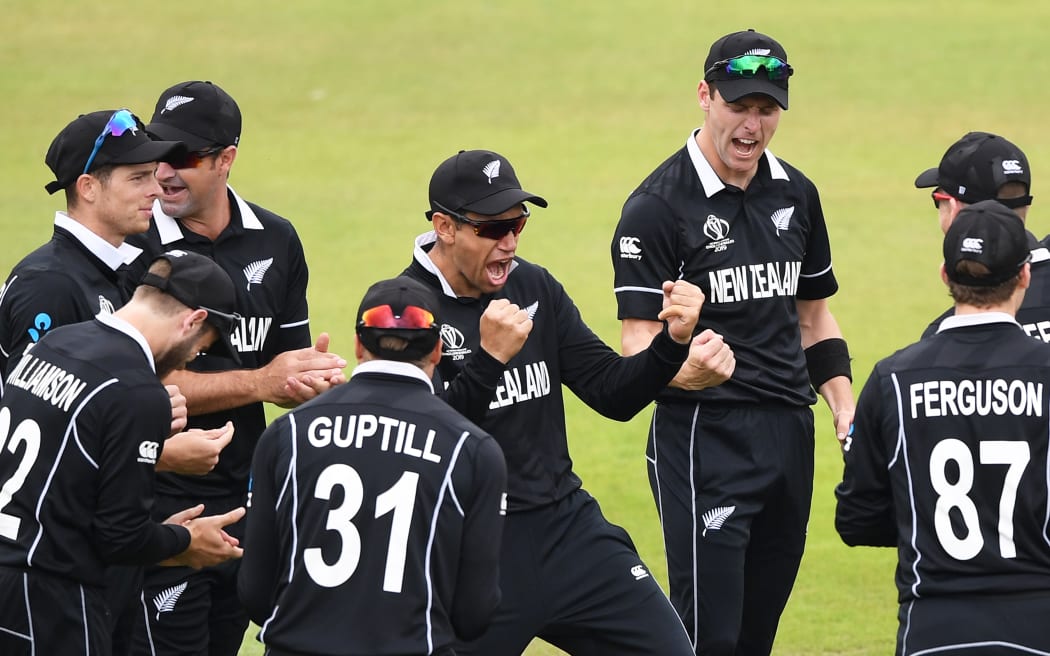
162, 95, 194, 113
482, 160, 501, 184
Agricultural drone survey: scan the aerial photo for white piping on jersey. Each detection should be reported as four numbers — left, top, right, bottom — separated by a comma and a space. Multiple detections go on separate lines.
279, 318, 309, 329
97, 312, 156, 373
350, 360, 435, 394
936, 311, 1021, 334
27, 378, 118, 566
72, 421, 98, 470
153, 186, 263, 245
135, 590, 158, 655
685, 128, 789, 199
55, 212, 143, 269
78, 583, 88, 653
613, 285, 664, 295
413, 231, 520, 300
799, 262, 833, 279
889, 372, 925, 600
911, 641, 1050, 655
0, 274, 14, 359
425, 430, 472, 654
1043, 412, 1050, 551
261, 412, 301, 643
687, 403, 700, 651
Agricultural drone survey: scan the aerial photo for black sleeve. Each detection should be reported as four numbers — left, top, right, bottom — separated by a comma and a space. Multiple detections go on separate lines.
273, 227, 312, 354
1, 270, 94, 379
449, 434, 507, 640
553, 278, 689, 421
834, 365, 897, 547
238, 418, 284, 625
439, 348, 506, 425
796, 177, 839, 301
91, 383, 192, 564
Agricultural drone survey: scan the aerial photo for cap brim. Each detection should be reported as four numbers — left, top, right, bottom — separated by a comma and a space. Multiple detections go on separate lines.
147, 121, 214, 151
107, 140, 187, 167
914, 167, 939, 189
716, 78, 788, 110
462, 188, 549, 215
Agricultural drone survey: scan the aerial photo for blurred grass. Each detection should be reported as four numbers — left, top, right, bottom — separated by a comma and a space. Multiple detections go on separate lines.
5, 2, 1050, 654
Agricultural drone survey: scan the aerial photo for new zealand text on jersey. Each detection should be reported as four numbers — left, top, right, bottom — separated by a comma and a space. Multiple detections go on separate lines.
306, 414, 442, 463
707, 261, 800, 304
6, 352, 87, 413
230, 316, 272, 353
490, 361, 551, 410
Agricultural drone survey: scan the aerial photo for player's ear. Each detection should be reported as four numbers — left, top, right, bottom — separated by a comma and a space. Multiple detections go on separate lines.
428, 337, 442, 365
939, 263, 949, 286
431, 212, 458, 244
698, 80, 713, 111
354, 335, 366, 363
186, 308, 210, 335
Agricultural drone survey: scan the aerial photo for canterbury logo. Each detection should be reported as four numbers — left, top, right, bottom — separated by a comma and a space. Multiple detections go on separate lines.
524, 301, 539, 320
702, 505, 736, 536
1003, 159, 1024, 174
770, 206, 794, 235
482, 160, 501, 183
243, 258, 274, 291
153, 582, 188, 620
162, 96, 194, 113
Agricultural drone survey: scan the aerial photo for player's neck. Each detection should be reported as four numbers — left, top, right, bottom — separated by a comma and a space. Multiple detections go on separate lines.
178, 195, 232, 242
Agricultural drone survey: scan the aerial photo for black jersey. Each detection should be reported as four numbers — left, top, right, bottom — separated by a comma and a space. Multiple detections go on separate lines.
238, 361, 506, 655
836, 313, 1050, 602
922, 244, 1050, 341
402, 234, 690, 512
0, 314, 189, 585
124, 188, 312, 500
0, 214, 140, 388
611, 130, 838, 406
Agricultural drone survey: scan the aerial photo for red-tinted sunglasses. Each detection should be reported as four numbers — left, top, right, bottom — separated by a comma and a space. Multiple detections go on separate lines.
359, 304, 436, 330
931, 190, 954, 208
171, 145, 225, 170
433, 201, 529, 240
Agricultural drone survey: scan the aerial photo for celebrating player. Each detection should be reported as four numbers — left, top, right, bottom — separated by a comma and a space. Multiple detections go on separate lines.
836, 201, 1050, 655
610, 28, 854, 655
401, 148, 699, 655
239, 276, 507, 655
125, 81, 347, 656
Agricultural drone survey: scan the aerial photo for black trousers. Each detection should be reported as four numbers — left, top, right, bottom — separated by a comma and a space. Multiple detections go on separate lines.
647, 401, 815, 656
457, 488, 693, 656
0, 566, 111, 656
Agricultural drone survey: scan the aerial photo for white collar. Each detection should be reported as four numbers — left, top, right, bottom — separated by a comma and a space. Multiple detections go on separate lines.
54, 212, 142, 269
350, 359, 434, 392
96, 311, 156, 372
936, 311, 1021, 334
686, 128, 789, 198
152, 185, 263, 245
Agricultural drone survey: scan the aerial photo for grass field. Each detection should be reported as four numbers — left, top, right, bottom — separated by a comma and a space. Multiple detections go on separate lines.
5, 2, 1050, 654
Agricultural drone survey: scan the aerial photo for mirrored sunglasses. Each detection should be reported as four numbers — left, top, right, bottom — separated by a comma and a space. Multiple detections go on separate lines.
83, 109, 139, 174
706, 54, 793, 81
359, 304, 436, 330
433, 201, 529, 240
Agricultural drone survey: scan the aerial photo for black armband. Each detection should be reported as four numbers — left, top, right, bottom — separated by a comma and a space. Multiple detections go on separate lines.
804, 338, 852, 388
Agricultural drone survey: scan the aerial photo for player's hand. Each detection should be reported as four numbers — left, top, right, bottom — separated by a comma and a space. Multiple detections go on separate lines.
167, 384, 188, 436
479, 298, 533, 364
657, 280, 704, 344
155, 422, 235, 475
262, 332, 347, 407
671, 330, 735, 390
162, 504, 204, 526
161, 507, 246, 569
833, 409, 854, 451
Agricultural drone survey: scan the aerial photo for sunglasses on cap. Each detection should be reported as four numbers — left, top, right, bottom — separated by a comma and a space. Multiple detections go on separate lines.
705, 54, 793, 81
359, 304, 436, 331
83, 109, 138, 174
198, 304, 242, 333
432, 201, 529, 240
932, 189, 1033, 210
171, 145, 226, 170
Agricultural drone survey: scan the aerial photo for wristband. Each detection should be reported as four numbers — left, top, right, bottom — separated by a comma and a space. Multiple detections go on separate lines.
804, 338, 851, 388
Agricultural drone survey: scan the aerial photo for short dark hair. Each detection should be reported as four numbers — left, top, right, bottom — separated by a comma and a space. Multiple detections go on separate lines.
64, 164, 115, 208
947, 260, 1020, 307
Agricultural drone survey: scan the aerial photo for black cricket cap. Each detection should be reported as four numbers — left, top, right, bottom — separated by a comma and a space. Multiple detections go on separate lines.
44, 109, 186, 194
943, 200, 1031, 287
704, 29, 791, 110
139, 250, 243, 364
426, 149, 548, 219
356, 277, 441, 362
148, 81, 242, 151
915, 132, 1032, 209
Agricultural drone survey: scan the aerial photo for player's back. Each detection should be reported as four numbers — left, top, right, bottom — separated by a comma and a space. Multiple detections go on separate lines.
878, 320, 1050, 600
0, 317, 169, 584
247, 363, 505, 655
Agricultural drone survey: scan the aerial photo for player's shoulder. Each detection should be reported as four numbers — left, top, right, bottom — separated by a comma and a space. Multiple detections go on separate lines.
242, 198, 299, 234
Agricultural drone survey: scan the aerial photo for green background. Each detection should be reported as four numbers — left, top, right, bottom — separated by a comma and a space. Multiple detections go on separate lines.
4, 2, 1050, 654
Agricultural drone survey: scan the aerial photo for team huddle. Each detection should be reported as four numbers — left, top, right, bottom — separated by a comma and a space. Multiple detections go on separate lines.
0, 27, 1047, 656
